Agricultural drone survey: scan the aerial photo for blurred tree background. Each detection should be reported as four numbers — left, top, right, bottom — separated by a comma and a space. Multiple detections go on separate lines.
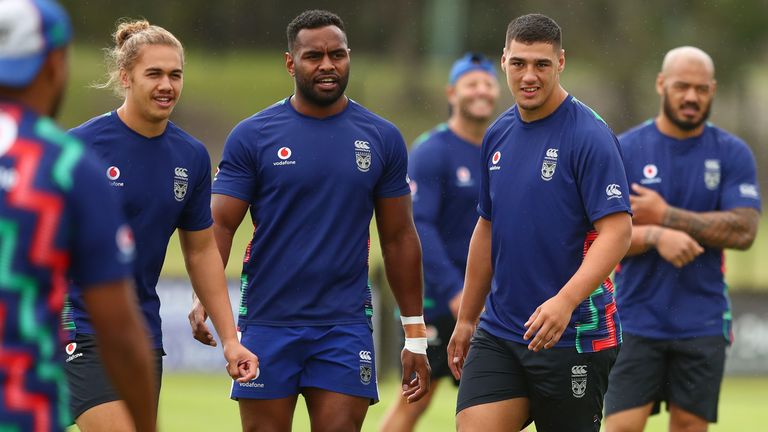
59, 0, 768, 289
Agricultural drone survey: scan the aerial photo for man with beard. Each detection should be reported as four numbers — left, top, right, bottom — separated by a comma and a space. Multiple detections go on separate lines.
191, 9, 430, 431
604, 46, 761, 432
379, 53, 500, 432
0, 1, 157, 430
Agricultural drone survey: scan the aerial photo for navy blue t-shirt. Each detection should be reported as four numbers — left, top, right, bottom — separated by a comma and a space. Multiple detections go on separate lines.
1, 102, 132, 430
477, 95, 631, 353
409, 124, 481, 320
615, 120, 762, 340
67, 112, 213, 350
213, 98, 410, 327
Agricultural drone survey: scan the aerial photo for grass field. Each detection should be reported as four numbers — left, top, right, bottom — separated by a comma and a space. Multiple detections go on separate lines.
137, 374, 768, 431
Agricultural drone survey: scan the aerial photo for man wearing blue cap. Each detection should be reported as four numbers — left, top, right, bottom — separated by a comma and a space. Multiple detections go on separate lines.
379, 53, 500, 432
0, 1, 157, 430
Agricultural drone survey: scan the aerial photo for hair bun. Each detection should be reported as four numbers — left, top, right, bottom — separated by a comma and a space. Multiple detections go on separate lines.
115, 19, 151, 47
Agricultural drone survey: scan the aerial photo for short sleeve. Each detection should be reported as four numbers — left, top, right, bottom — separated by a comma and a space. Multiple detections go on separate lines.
574, 128, 632, 223
476, 133, 492, 220
720, 136, 762, 212
212, 121, 259, 202
178, 147, 214, 231
68, 155, 133, 287
374, 125, 410, 198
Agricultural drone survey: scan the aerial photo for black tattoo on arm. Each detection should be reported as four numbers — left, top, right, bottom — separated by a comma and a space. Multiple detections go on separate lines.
662, 207, 759, 250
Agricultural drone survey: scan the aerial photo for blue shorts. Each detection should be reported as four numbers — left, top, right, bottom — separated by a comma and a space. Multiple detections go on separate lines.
230, 323, 379, 403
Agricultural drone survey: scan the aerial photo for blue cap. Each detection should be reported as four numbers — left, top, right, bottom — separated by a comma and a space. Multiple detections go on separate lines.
0, 0, 72, 88
448, 52, 496, 85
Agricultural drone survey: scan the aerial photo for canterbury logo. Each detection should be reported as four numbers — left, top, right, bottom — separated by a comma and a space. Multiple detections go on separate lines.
174, 167, 188, 178
571, 365, 587, 376
359, 351, 372, 361
546, 148, 558, 159
354, 140, 370, 150
605, 184, 622, 198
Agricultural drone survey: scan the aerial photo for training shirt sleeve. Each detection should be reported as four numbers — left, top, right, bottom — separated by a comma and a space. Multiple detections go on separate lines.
178, 146, 214, 231
720, 134, 762, 212
373, 124, 410, 198
410, 145, 464, 300
212, 121, 259, 203
476, 131, 493, 220
573, 127, 632, 223
68, 155, 133, 287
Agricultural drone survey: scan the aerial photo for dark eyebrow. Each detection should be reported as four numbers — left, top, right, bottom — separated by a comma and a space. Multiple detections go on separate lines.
145, 67, 183, 74
509, 57, 552, 64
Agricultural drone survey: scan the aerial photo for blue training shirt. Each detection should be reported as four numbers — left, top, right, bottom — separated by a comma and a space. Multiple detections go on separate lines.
477, 95, 631, 353
409, 124, 481, 321
213, 97, 410, 327
615, 120, 762, 340
67, 111, 213, 351
0, 102, 133, 430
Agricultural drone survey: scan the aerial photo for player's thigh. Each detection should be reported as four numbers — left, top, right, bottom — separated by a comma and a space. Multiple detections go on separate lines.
303, 387, 370, 432
238, 396, 299, 432
523, 345, 617, 432
667, 335, 727, 423
76, 401, 135, 432
300, 323, 379, 403
456, 329, 528, 426
230, 325, 305, 400
456, 398, 530, 432
604, 333, 667, 418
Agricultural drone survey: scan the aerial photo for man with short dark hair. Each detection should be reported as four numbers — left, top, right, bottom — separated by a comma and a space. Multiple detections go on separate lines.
0, 1, 157, 430
447, 13, 632, 432
379, 52, 500, 432
604, 46, 761, 432
189, 9, 430, 431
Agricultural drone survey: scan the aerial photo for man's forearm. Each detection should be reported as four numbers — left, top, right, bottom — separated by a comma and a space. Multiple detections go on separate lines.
663, 206, 759, 250
456, 218, 493, 324
626, 225, 661, 256
185, 247, 238, 345
381, 229, 424, 317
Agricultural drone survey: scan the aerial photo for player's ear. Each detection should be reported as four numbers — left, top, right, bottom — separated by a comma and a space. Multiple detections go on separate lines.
557, 49, 565, 73
500, 48, 507, 73
655, 73, 664, 96
119, 68, 130, 90
285, 51, 295, 77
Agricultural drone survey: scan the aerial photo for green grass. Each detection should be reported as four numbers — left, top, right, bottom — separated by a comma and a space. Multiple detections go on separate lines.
142, 374, 767, 431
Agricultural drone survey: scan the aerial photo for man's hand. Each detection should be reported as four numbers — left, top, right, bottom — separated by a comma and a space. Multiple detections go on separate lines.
401, 349, 431, 403
222, 341, 259, 383
447, 319, 474, 380
523, 293, 575, 352
188, 298, 215, 347
656, 228, 704, 268
630, 183, 669, 226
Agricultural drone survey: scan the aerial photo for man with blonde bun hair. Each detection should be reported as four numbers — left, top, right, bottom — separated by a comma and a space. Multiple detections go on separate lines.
605, 46, 761, 432
63, 18, 258, 431
1, 1, 157, 431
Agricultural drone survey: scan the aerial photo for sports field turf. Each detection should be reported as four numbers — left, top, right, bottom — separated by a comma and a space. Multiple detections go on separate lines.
115, 374, 764, 431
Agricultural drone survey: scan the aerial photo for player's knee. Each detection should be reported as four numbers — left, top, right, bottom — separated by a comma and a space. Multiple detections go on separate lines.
669, 410, 708, 432
311, 416, 364, 432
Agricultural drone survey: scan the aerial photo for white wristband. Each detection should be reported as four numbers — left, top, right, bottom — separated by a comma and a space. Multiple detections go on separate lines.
404, 337, 428, 355
400, 315, 425, 326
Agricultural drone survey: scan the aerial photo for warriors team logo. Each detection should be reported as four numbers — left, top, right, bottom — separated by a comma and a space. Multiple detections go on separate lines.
541, 147, 558, 181
355, 140, 371, 172
173, 166, 189, 202
704, 159, 721, 190
571, 365, 587, 398
360, 365, 372, 385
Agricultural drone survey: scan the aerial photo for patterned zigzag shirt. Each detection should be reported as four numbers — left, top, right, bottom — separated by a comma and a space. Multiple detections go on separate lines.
0, 102, 132, 431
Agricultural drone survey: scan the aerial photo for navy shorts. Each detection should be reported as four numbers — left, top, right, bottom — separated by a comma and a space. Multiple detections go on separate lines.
457, 328, 617, 432
64, 333, 163, 420
231, 323, 379, 403
604, 332, 727, 422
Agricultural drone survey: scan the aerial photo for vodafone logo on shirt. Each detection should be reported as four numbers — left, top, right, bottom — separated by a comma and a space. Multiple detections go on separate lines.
106, 166, 120, 180
274, 147, 296, 166
490, 151, 501, 171
65, 342, 77, 356
106, 166, 125, 187
640, 163, 661, 185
